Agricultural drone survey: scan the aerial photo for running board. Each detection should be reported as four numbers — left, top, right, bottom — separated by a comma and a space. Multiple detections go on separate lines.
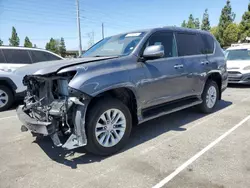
141, 98, 202, 123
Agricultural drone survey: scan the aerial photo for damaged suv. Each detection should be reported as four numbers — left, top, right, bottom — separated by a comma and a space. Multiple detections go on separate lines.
17, 27, 227, 155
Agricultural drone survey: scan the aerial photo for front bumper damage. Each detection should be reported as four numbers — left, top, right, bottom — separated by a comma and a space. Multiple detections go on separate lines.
17, 74, 90, 150
17, 101, 89, 150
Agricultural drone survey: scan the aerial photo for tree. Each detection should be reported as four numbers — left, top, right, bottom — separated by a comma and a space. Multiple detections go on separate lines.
239, 3, 250, 42
33, 44, 37, 48
59, 37, 66, 57
201, 9, 211, 31
181, 20, 187, 28
45, 38, 59, 54
9, 27, 20, 46
187, 14, 195, 28
0, 39, 3, 46
194, 18, 200, 29
24, 37, 32, 48
210, 26, 218, 38
217, 0, 236, 46
223, 23, 239, 46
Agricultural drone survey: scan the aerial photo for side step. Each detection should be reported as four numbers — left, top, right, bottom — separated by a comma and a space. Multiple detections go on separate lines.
141, 98, 202, 123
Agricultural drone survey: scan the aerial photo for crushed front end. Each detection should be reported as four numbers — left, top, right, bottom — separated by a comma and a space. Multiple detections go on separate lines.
17, 72, 90, 150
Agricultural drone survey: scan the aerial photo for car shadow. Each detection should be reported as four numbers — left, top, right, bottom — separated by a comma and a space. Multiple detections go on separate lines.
35, 100, 232, 169
10, 100, 23, 110
228, 83, 250, 88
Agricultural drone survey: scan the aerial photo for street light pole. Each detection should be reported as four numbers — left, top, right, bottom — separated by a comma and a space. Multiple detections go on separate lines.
76, 0, 82, 56
102, 23, 104, 39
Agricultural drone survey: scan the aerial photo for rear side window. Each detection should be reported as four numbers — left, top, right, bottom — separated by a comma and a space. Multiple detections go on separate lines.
0, 50, 6, 63
2, 49, 32, 64
176, 33, 200, 56
29, 50, 61, 63
45, 53, 61, 61
200, 34, 214, 54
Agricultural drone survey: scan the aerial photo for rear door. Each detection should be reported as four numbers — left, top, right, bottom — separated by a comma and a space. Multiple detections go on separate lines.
0, 50, 6, 65
2, 49, 32, 70
175, 32, 209, 96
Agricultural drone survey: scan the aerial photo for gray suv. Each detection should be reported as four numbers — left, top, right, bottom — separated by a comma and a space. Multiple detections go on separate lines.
17, 27, 227, 156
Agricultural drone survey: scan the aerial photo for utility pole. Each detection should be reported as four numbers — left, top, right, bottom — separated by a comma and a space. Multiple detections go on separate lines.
102, 23, 104, 39
76, 0, 82, 56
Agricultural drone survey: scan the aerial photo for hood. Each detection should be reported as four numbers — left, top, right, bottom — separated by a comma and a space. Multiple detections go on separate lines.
14, 56, 117, 77
227, 60, 250, 70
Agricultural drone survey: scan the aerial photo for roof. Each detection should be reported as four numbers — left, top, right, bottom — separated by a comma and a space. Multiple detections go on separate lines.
0, 46, 48, 51
227, 44, 250, 50
0, 46, 63, 58
112, 26, 212, 38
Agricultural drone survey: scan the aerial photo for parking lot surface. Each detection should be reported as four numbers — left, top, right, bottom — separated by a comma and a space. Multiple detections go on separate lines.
0, 85, 250, 188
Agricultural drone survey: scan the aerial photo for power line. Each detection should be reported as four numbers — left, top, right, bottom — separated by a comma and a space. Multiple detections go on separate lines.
2, 7, 76, 19
3, 0, 76, 11
78, 3, 141, 23
0, 17, 76, 26
80, 16, 136, 29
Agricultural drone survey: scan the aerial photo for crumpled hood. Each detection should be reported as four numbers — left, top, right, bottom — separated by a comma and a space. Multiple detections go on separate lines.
227, 60, 250, 70
14, 56, 117, 77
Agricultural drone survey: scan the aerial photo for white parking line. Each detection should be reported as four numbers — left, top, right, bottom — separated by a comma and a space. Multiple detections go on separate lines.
152, 114, 250, 188
141, 95, 250, 155
0, 115, 17, 121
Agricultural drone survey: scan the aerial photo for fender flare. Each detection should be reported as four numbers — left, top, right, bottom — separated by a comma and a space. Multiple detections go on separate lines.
0, 77, 17, 91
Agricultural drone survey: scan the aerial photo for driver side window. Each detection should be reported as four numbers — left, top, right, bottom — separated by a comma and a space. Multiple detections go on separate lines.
146, 31, 177, 58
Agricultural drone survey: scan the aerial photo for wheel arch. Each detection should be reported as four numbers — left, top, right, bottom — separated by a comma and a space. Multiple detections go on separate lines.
205, 72, 222, 100
0, 77, 16, 95
87, 87, 139, 125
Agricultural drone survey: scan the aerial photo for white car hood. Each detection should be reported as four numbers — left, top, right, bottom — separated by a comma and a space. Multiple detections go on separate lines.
227, 60, 250, 70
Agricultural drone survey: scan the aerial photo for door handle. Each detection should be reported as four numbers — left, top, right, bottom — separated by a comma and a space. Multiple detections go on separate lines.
201, 61, 209, 65
174, 64, 184, 69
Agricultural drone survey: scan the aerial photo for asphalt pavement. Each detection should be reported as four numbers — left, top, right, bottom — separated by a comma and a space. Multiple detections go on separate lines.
0, 85, 250, 188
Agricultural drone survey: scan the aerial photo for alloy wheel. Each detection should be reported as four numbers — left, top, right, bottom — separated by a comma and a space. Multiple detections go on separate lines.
95, 109, 126, 147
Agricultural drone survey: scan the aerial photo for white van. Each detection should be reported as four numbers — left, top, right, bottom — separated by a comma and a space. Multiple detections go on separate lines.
225, 44, 250, 84
0, 46, 63, 71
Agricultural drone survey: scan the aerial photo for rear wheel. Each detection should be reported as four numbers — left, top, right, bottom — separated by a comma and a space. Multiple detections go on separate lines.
0, 86, 14, 112
85, 98, 132, 156
198, 80, 219, 113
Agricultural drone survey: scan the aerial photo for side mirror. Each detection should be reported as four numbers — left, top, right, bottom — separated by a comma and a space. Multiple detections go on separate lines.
143, 45, 164, 59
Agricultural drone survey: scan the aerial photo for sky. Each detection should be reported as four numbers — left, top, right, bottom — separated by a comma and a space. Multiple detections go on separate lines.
0, 0, 249, 50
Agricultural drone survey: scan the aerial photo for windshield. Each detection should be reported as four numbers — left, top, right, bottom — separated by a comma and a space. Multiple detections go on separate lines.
226, 49, 250, 60
83, 32, 145, 57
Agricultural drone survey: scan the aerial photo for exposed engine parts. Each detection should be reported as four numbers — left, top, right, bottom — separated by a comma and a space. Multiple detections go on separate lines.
20, 73, 89, 150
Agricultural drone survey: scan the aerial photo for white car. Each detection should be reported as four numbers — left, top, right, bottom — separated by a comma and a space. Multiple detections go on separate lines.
225, 44, 250, 84
0, 71, 26, 111
0, 46, 62, 71
0, 46, 63, 111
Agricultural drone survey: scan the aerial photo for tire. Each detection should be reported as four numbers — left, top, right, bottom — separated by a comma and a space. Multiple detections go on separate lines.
85, 98, 132, 156
198, 80, 219, 113
0, 85, 14, 112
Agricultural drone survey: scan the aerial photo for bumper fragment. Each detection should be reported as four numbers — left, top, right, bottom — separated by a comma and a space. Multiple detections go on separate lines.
17, 105, 51, 135
17, 104, 88, 150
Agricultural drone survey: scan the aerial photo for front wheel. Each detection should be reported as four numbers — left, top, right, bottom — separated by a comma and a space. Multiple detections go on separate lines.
85, 98, 132, 156
198, 80, 219, 113
0, 86, 14, 112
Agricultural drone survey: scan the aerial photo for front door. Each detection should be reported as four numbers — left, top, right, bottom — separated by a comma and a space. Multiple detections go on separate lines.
139, 31, 191, 109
